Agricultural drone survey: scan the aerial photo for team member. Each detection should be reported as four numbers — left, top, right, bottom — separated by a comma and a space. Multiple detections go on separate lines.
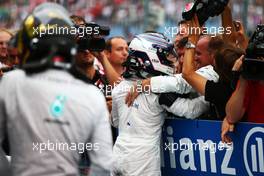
0, 3, 113, 176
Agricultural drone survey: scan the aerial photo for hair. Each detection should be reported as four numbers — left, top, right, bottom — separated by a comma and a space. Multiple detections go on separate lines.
178, 20, 188, 26
105, 36, 126, 52
177, 37, 188, 48
70, 15, 85, 25
214, 45, 245, 83
144, 30, 159, 33
0, 28, 13, 37
207, 36, 225, 54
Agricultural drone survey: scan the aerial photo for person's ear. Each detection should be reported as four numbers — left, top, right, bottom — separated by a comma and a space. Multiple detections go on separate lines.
104, 50, 110, 58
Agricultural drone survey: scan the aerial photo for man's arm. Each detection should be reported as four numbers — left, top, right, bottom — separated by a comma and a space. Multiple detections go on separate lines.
221, 5, 237, 44
225, 76, 247, 124
0, 79, 10, 173
182, 48, 208, 95
125, 66, 218, 107
150, 74, 195, 94
182, 15, 219, 95
125, 75, 195, 107
151, 64, 218, 95
162, 96, 209, 119
0, 79, 7, 147
221, 5, 248, 50
92, 51, 121, 87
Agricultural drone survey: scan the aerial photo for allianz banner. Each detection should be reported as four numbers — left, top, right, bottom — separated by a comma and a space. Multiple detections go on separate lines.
161, 119, 264, 176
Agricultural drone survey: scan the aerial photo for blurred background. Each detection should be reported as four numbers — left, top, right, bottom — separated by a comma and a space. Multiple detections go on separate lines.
0, 0, 263, 40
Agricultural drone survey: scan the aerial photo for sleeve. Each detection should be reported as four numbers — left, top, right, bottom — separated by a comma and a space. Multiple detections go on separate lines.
150, 66, 219, 94
0, 79, 7, 146
163, 96, 210, 119
89, 99, 113, 176
196, 65, 219, 82
205, 80, 232, 105
151, 74, 195, 94
111, 90, 120, 128
0, 78, 10, 171
0, 149, 11, 176
158, 93, 182, 107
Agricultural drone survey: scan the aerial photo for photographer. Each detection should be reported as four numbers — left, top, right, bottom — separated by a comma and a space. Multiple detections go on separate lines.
222, 25, 264, 143
71, 15, 121, 114
0, 3, 113, 176
221, 70, 264, 143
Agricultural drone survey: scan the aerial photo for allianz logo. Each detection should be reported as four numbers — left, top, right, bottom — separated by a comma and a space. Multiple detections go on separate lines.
161, 126, 264, 175
243, 127, 264, 176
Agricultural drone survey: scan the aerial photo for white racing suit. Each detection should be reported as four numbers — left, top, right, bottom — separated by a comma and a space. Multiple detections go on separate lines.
0, 69, 113, 176
111, 80, 167, 176
151, 65, 219, 119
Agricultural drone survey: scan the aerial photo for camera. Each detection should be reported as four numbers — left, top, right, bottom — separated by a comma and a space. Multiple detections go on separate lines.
242, 24, 264, 80
77, 23, 110, 52
182, 0, 229, 26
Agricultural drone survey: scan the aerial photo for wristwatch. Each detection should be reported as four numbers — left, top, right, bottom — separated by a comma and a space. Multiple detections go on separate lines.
185, 41, 196, 49
136, 80, 143, 88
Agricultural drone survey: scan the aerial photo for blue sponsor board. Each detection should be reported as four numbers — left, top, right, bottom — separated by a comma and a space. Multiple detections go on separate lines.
161, 119, 264, 176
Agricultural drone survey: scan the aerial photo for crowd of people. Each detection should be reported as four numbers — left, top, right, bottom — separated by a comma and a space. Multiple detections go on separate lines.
0, 0, 263, 38
0, 1, 263, 176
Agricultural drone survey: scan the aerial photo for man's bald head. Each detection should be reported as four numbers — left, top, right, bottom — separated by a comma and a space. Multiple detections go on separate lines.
0, 29, 12, 60
194, 35, 214, 68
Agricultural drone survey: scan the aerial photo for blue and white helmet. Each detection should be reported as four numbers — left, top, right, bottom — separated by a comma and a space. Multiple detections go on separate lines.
123, 32, 176, 79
